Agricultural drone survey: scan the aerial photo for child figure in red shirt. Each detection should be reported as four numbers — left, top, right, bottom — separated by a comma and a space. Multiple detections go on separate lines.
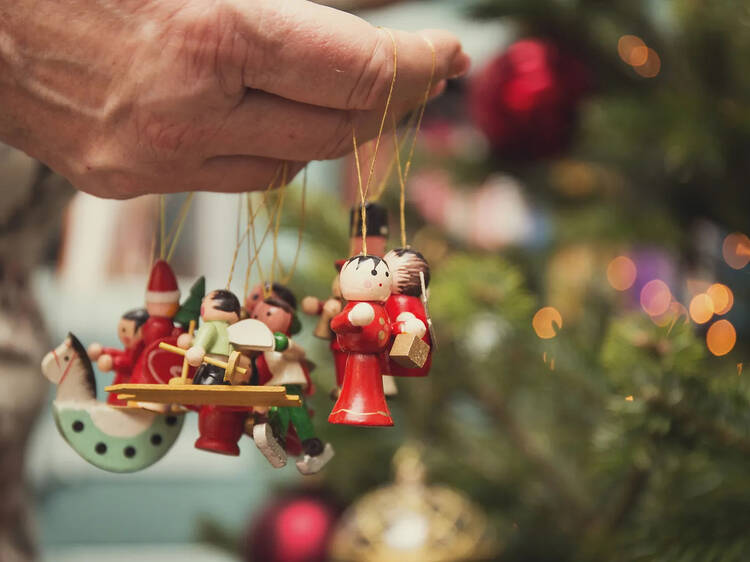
383, 248, 432, 377
87, 308, 149, 406
329, 255, 394, 426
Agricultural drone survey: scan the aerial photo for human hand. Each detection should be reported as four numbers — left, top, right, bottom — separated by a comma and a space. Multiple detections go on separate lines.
0, 0, 468, 198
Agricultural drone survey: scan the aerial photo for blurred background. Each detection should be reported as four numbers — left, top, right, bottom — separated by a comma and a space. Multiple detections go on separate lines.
2, 0, 750, 560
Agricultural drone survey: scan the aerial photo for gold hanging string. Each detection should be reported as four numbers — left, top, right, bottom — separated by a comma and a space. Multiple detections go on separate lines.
226, 162, 285, 291
165, 193, 195, 262
243, 194, 254, 299
268, 163, 289, 289
352, 131, 368, 254
370, 109, 421, 202
245, 183, 285, 296
159, 195, 166, 259
281, 165, 308, 285
351, 28, 398, 256
392, 116, 408, 248
391, 35, 436, 248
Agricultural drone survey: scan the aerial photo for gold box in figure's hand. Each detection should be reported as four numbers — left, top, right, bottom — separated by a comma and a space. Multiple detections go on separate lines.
105, 384, 302, 408
389, 333, 430, 369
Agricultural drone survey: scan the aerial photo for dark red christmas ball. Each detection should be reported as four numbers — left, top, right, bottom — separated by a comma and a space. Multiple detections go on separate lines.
244, 492, 340, 562
469, 38, 591, 160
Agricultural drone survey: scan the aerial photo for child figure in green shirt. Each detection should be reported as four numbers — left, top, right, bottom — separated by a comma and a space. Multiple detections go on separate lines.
180, 289, 241, 385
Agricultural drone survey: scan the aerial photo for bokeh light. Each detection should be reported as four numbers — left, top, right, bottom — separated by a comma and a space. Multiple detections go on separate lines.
722, 233, 750, 269
617, 35, 646, 65
634, 48, 661, 78
533, 307, 563, 339
607, 256, 637, 291
706, 320, 736, 357
689, 293, 714, 324
640, 280, 672, 317
706, 283, 734, 315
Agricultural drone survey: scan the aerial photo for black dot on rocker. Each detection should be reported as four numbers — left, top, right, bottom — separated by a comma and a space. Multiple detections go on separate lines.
151, 434, 162, 446
72, 420, 84, 432
165, 416, 177, 426
95, 442, 107, 455
371, 269, 377, 275
124, 446, 136, 458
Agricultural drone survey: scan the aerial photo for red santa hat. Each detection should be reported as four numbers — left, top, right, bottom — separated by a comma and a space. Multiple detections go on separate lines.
145, 260, 180, 304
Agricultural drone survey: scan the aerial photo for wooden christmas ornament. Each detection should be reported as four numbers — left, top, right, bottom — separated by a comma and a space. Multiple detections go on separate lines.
42, 334, 184, 473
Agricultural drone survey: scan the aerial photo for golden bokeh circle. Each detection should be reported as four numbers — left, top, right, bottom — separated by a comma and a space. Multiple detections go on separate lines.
706, 320, 736, 357
707, 283, 734, 316
607, 256, 637, 291
532, 307, 563, 339
722, 233, 750, 270
689, 293, 714, 325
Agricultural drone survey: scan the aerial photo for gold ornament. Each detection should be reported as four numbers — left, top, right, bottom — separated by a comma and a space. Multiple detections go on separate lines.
330, 446, 499, 562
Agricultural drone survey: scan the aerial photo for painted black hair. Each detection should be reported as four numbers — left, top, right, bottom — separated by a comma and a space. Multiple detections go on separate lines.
209, 289, 241, 314
67, 332, 97, 395
122, 308, 149, 331
386, 248, 430, 297
270, 283, 297, 310
264, 297, 295, 315
345, 254, 386, 270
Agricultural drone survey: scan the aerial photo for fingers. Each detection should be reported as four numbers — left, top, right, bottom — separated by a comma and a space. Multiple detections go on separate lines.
211, 84, 444, 161
191, 156, 306, 193
235, 0, 469, 110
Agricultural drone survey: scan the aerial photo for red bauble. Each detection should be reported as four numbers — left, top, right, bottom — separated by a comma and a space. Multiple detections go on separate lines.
245, 493, 340, 562
469, 38, 591, 160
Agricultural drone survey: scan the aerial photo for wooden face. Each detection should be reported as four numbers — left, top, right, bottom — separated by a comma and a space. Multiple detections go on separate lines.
201, 292, 239, 324
252, 301, 292, 334
339, 256, 392, 302
117, 318, 143, 348
244, 283, 265, 315
147, 301, 179, 318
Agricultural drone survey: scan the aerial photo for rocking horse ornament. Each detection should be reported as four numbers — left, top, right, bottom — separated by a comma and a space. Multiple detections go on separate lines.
41, 334, 185, 472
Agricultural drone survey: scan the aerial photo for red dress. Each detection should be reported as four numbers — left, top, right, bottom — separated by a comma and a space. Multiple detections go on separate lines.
100, 341, 145, 406
329, 301, 392, 426
385, 294, 432, 377
130, 316, 184, 385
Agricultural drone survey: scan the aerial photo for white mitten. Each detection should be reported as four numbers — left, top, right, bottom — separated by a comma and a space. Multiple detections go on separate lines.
396, 312, 426, 338
186, 346, 206, 367
348, 302, 375, 326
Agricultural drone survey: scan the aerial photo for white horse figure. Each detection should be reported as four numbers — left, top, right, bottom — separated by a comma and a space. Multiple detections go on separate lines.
41, 333, 184, 472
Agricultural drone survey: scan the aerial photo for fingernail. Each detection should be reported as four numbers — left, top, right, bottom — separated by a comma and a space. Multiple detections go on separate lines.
449, 51, 471, 78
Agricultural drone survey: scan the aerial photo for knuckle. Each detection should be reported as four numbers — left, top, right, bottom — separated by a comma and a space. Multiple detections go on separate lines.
347, 29, 393, 110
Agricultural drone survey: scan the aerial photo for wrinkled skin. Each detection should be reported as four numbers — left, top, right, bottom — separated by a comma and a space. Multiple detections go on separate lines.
0, 0, 468, 198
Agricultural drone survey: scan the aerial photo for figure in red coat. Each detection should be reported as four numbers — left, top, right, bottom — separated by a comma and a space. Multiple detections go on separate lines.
131, 259, 184, 386
329, 255, 394, 426
302, 202, 398, 398
87, 308, 149, 406
383, 248, 433, 377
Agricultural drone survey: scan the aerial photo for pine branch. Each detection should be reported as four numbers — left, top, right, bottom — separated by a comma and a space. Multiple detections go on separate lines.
470, 381, 591, 519
646, 394, 750, 456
